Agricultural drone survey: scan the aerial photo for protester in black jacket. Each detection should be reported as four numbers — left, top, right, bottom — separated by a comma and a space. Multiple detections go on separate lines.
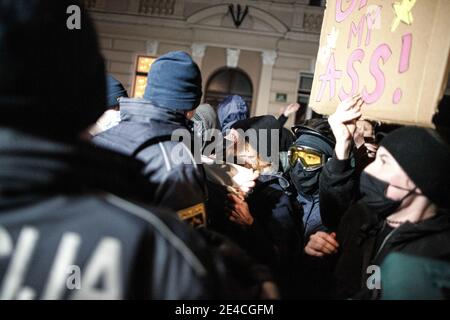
0, 0, 219, 299
319, 95, 450, 299
287, 120, 339, 298
221, 116, 303, 297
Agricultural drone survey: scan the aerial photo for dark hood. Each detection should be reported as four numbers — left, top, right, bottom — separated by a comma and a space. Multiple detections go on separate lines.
217, 95, 249, 133
232, 115, 281, 165
289, 133, 334, 196
119, 98, 191, 133
93, 98, 192, 156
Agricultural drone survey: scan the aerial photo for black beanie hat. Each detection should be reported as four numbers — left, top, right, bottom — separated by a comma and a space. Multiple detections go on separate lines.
232, 115, 281, 163
292, 118, 336, 145
144, 51, 202, 111
381, 127, 450, 209
0, 0, 106, 138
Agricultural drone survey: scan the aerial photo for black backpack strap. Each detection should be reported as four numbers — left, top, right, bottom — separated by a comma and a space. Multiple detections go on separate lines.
131, 135, 173, 158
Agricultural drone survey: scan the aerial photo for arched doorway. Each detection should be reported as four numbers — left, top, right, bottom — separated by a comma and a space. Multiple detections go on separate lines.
204, 68, 253, 112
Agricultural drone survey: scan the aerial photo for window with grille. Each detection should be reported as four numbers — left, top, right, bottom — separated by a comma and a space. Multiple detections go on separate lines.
132, 55, 156, 98
295, 72, 322, 123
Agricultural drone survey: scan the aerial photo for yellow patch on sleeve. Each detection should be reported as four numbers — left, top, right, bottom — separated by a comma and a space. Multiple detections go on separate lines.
177, 203, 206, 228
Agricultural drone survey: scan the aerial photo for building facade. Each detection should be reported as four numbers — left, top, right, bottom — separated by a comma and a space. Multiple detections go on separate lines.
87, 0, 326, 126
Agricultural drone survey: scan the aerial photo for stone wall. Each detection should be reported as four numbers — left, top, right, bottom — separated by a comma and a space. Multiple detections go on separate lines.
87, 0, 325, 125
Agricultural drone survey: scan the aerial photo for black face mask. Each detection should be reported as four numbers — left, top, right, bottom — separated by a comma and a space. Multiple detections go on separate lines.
359, 171, 417, 218
289, 162, 320, 195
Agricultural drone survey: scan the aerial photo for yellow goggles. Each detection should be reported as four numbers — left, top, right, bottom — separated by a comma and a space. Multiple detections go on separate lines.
288, 146, 326, 171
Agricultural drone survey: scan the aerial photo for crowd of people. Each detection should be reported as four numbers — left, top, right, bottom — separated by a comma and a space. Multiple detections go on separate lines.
1, 0, 450, 300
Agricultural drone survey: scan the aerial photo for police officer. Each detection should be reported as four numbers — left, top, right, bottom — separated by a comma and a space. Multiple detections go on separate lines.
0, 0, 218, 300
93, 51, 207, 226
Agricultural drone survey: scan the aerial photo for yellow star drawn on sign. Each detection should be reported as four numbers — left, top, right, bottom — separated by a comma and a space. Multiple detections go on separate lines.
391, 0, 417, 32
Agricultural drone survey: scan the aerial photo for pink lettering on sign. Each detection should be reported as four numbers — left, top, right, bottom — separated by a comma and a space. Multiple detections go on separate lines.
399, 33, 412, 73
365, 7, 381, 46
347, 15, 366, 48
393, 88, 403, 104
336, 0, 358, 23
336, 0, 368, 23
362, 44, 392, 104
316, 53, 343, 102
324, 3, 413, 107
392, 33, 413, 104
359, 0, 368, 9
339, 49, 365, 101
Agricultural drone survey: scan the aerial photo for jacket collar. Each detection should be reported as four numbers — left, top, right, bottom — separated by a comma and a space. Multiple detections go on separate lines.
389, 211, 450, 244
120, 98, 191, 130
297, 192, 320, 204
357, 200, 450, 244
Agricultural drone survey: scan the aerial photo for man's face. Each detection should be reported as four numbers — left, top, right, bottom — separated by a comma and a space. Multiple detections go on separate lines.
356, 120, 375, 139
288, 145, 326, 196
364, 146, 417, 201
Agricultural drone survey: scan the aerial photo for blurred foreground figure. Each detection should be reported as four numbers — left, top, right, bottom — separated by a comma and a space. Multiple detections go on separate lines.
0, 0, 218, 299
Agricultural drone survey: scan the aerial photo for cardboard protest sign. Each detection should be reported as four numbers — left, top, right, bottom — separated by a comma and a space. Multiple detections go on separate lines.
310, 0, 450, 127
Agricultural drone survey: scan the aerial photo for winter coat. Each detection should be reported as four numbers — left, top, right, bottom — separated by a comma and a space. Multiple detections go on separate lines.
0, 128, 219, 299
92, 98, 207, 219
205, 172, 303, 297
319, 155, 450, 299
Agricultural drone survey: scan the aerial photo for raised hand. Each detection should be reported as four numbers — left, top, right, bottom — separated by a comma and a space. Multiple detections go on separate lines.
328, 95, 364, 159
282, 103, 301, 117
